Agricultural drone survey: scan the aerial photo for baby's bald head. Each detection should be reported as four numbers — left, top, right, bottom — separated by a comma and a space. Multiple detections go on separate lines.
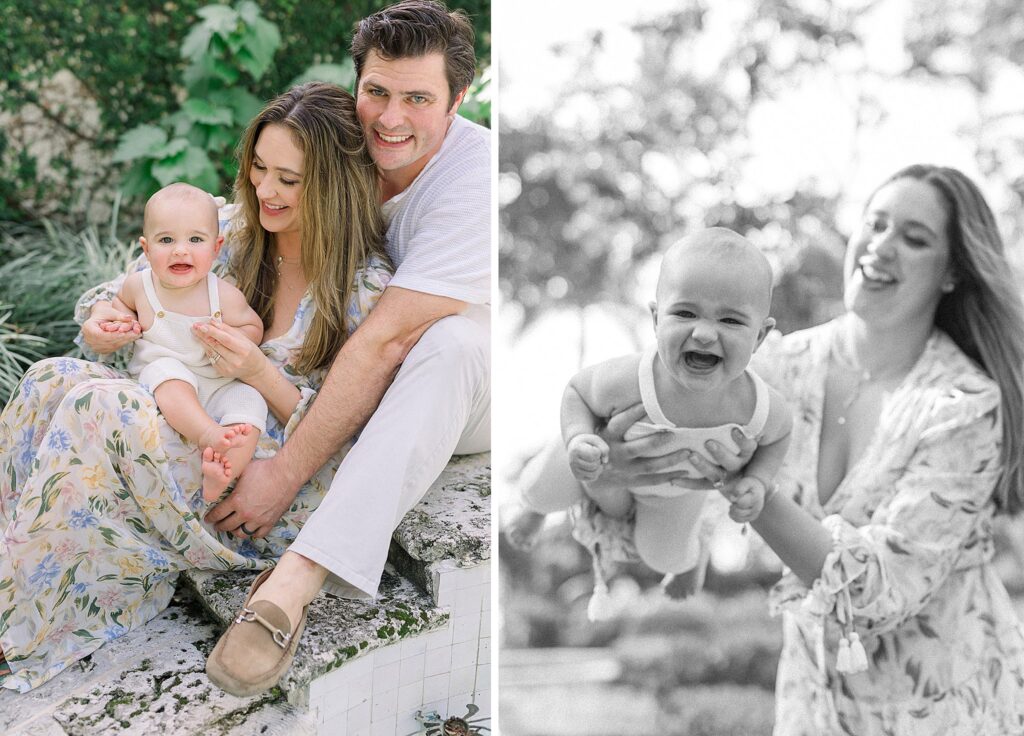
143, 183, 219, 238
656, 228, 774, 317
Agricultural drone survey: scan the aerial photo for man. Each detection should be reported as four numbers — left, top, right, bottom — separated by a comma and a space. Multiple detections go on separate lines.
203, 0, 490, 693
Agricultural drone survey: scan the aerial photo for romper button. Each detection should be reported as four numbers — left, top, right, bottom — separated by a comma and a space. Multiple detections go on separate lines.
214, 311, 221, 318
157, 311, 165, 318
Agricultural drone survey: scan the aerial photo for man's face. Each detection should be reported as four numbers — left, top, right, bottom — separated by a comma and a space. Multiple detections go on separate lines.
356, 50, 464, 192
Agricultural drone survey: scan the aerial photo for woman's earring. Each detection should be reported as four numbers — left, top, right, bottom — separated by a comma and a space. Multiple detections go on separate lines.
941, 281, 956, 293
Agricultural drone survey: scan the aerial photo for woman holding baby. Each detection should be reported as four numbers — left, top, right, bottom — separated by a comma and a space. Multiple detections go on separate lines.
568, 164, 1024, 734
0, 82, 390, 692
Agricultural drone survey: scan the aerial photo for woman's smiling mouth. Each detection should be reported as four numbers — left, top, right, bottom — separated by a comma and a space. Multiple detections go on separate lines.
261, 201, 288, 216
859, 259, 898, 285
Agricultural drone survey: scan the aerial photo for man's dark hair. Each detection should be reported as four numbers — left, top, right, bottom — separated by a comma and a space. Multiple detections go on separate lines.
351, 0, 476, 108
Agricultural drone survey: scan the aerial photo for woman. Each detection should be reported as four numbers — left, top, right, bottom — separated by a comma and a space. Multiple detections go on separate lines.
0, 82, 391, 692
673, 164, 1024, 733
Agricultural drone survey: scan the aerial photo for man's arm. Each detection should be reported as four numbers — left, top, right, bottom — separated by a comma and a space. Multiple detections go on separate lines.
205, 285, 465, 535
279, 285, 465, 483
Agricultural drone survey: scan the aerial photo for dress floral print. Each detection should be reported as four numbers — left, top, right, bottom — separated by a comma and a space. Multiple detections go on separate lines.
0, 228, 390, 692
753, 321, 1024, 736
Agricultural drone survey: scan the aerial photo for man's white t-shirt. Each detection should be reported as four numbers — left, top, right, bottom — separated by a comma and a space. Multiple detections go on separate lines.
381, 114, 490, 322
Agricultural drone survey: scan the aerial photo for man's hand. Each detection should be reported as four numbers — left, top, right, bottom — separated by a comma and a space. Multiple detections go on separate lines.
204, 457, 301, 538
82, 302, 142, 354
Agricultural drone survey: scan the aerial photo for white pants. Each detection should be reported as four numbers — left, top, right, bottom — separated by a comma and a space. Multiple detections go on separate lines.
290, 313, 491, 598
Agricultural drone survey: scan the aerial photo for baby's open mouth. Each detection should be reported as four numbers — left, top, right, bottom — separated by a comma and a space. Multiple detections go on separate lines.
684, 351, 721, 370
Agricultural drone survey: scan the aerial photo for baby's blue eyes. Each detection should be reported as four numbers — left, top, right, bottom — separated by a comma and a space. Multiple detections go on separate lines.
156, 236, 206, 245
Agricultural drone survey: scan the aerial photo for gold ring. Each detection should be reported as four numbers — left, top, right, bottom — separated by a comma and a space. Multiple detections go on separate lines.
210, 352, 222, 364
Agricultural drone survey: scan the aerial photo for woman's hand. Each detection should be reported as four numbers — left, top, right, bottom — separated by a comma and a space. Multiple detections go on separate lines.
585, 404, 692, 493
81, 302, 142, 354
684, 430, 759, 491
191, 319, 266, 383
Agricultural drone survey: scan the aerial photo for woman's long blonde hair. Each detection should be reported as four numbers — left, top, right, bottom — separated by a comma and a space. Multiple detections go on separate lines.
885, 164, 1024, 514
230, 82, 388, 374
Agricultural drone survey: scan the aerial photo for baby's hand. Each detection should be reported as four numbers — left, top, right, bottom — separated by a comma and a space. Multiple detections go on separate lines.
567, 434, 610, 482
99, 319, 141, 333
727, 476, 767, 523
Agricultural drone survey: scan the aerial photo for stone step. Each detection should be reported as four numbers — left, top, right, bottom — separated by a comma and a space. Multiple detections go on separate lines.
179, 452, 493, 734
388, 452, 491, 606
181, 566, 449, 697
2, 454, 492, 736
0, 587, 316, 736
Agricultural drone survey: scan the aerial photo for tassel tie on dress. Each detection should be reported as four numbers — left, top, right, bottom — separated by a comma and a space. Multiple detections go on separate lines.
801, 536, 869, 676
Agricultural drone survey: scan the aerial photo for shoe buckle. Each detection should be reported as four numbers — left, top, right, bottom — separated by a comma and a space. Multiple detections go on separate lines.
272, 629, 291, 648
235, 607, 257, 624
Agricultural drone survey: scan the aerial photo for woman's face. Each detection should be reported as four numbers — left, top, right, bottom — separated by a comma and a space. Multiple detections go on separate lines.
249, 124, 305, 238
843, 178, 954, 328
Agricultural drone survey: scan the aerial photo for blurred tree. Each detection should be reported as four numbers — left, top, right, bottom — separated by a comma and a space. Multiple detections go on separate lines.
500, 0, 1024, 342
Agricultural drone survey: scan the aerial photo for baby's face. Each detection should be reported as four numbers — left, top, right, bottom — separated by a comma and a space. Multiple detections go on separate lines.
141, 201, 221, 291
653, 256, 772, 393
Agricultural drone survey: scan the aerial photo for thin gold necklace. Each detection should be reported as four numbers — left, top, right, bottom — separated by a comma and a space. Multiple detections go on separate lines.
830, 331, 919, 426
275, 254, 300, 277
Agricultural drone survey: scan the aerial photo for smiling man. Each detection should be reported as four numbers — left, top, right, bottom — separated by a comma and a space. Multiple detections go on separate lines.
204, 0, 490, 695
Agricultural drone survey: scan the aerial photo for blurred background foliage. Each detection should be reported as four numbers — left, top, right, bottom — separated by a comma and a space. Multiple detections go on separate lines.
499, 0, 1024, 340
0, 0, 490, 405
499, 0, 1024, 732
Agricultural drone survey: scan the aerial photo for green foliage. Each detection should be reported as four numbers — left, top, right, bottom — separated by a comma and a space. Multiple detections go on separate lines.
0, 217, 140, 405
114, 1, 280, 198
1, 0, 491, 223
0, 309, 48, 407
459, 68, 492, 127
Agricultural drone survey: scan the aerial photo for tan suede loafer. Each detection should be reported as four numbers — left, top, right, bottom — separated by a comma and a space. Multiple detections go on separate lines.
205, 568, 309, 697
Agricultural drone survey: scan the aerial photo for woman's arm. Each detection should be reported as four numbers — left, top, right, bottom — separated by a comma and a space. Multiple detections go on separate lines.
752, 492, 832, 585
775, 380, 1000, 637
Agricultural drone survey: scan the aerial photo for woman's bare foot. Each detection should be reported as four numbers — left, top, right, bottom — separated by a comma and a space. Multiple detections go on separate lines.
202, 448, 235, 502
502, 503, 547, 550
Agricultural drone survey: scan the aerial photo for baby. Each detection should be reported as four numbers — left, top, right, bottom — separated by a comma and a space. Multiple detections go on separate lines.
107, 183, 268, 502
511, 228, 792, 617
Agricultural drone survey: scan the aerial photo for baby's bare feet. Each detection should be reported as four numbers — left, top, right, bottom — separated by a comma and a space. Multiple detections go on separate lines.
502, 504, 547, 550
201, 447, 235, 502
198, 424, 252, 454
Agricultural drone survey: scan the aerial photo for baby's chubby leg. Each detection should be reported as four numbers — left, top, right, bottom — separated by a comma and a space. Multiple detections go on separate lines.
152, 380, 249, 451
503, 437, 588, 550
633, 491, 708, 576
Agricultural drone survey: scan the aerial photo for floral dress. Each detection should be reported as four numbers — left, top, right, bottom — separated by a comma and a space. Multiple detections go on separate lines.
0, 233, 391, 692
755, 321, 1024, 735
